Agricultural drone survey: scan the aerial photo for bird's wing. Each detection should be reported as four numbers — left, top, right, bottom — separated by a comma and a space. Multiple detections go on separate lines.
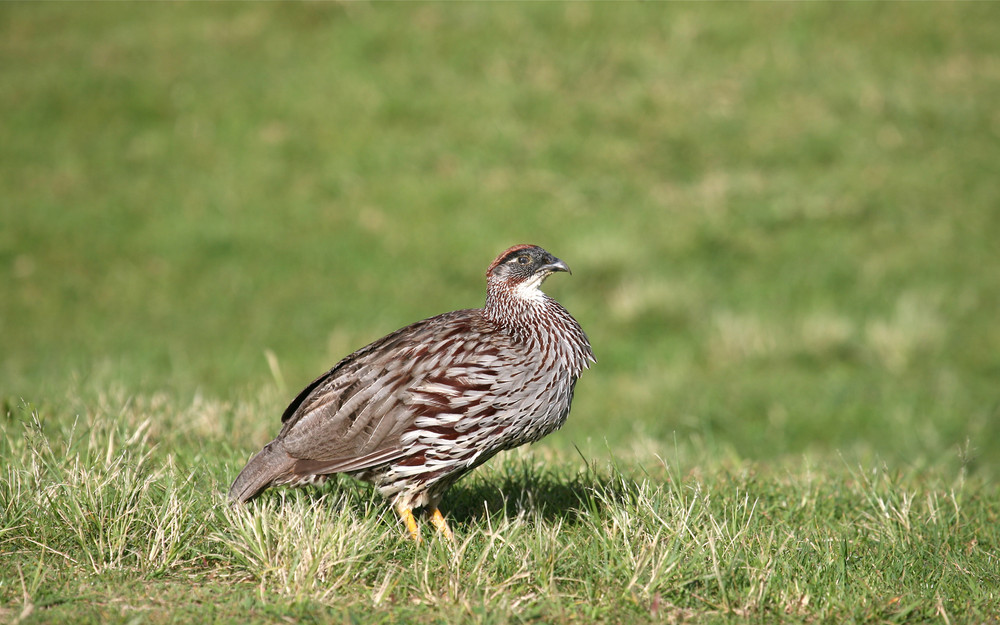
275, 310, 512, 472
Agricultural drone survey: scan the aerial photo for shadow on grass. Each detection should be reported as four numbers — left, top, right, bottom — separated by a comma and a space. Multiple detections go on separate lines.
441, 461, 643, 527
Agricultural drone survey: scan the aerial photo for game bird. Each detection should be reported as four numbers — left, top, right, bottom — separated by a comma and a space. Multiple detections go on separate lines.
229, 244, 594, 540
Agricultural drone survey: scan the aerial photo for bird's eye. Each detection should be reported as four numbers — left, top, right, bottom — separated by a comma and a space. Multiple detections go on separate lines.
516, 255, 530, 265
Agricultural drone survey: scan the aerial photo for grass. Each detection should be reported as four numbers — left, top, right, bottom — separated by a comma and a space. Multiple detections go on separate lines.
3, 392, 998, 623
2, 3, 1000, 623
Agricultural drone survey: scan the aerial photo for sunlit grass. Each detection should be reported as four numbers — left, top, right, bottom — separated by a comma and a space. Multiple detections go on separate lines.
2, 391, 997, 623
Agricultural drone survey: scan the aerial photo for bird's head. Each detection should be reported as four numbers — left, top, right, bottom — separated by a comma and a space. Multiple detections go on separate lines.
486, 244, 570, 302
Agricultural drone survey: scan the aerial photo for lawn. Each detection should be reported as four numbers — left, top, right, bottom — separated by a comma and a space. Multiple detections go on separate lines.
2, 3, 999, 623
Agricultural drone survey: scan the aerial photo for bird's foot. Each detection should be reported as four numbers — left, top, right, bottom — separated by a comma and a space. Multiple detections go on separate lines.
395, 503, 421, 542
428, 507, 454, 542
394, 503, 455, 542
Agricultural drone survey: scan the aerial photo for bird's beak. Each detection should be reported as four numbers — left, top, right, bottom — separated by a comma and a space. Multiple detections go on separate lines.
543, 257, 572, 275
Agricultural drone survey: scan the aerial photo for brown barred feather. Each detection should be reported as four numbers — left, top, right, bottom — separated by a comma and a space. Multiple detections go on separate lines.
229, 244, 594, 530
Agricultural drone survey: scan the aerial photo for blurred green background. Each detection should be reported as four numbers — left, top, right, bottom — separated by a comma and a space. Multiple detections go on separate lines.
2, 3, 998, 471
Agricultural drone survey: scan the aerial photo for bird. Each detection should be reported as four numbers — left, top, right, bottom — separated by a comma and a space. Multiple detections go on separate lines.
228, 244, 595, 540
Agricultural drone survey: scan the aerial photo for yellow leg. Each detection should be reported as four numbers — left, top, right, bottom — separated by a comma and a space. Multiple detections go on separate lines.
429, 507, 455, 541
395, 503, 421, 542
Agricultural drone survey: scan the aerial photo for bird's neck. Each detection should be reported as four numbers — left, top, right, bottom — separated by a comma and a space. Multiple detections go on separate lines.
483, 280, 552, 331
484, 278, 595, 374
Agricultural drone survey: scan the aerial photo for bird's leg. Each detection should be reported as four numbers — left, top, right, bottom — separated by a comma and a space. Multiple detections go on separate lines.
428, 507, 454, 541
395, 502, 421, 542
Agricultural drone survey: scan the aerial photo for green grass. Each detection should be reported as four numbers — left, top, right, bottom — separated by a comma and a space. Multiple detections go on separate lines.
3, 392, 998, 623
2, 3, 999, 623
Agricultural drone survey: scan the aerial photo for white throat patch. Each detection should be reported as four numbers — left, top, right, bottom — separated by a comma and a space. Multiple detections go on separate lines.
512, 272, 549, 303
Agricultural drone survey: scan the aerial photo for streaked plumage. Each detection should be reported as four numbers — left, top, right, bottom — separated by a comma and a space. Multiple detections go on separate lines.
229, 244, 594, 539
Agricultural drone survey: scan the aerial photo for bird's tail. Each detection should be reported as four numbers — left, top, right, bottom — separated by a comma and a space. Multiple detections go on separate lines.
228, 441, 296, 503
